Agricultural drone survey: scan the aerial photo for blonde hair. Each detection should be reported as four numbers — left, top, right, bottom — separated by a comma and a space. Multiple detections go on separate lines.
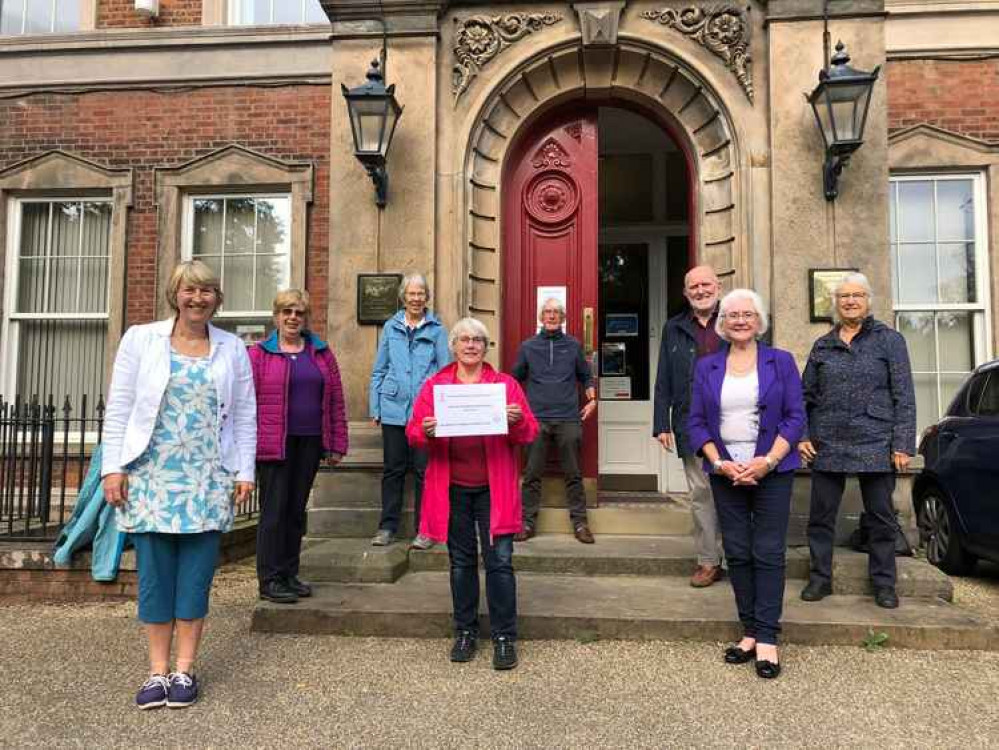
166, 260, 223, 314
272, 288, 311, 319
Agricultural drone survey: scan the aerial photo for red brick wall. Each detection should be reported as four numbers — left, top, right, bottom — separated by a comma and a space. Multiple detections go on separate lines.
97, 0, 202, 28
887, 59, 999, 141
0, 86, 332, 335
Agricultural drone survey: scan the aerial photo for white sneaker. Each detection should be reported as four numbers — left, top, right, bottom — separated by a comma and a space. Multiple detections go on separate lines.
410, 534, 434, 550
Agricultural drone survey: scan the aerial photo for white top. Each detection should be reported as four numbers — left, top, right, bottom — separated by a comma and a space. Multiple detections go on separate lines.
102, 318, 258, 482
720, 369, 760, 462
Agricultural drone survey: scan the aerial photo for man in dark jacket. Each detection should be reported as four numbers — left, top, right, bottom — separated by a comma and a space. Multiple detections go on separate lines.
653, 265, 726, 587
512, 298, 597, 543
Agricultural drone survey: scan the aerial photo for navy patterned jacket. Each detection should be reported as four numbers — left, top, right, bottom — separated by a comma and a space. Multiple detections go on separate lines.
802, 317, 917, 473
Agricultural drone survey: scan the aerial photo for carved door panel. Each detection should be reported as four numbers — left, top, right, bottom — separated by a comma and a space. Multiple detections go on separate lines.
502, 110, 599, 477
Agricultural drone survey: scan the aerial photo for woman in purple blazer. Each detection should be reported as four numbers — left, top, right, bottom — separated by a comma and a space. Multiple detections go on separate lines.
687, 289, 805, 679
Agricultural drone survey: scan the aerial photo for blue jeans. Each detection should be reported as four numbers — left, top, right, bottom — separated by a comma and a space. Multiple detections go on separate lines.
447, 485, 517, 640
710, 472, 793, 645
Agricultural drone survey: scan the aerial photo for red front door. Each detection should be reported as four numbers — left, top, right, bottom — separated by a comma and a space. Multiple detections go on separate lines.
502, 109, 599, 476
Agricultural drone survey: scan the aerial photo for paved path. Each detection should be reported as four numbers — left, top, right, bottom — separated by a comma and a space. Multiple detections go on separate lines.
2, 559, 998, 749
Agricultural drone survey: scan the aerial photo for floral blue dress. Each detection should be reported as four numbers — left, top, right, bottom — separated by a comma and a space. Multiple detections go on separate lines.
117, 351, 235, 534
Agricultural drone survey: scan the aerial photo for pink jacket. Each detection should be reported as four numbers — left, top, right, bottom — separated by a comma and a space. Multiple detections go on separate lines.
406, 362, 539, 543
248, 331, 349, 461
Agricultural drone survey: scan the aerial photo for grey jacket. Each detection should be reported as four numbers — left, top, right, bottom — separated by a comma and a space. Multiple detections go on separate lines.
802, 317, 917, 473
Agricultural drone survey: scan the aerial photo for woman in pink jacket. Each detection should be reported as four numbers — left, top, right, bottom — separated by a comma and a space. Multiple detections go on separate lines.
249, 290, 348, 604
407, 317, 538, 670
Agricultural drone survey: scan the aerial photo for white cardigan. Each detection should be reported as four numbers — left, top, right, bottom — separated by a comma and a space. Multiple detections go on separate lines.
102, 318, 258, 482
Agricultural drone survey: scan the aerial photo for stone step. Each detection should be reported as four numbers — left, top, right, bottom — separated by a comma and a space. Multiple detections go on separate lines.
300, 534, 953, 600
251, 572, 997, 650
307, 503, 693, 539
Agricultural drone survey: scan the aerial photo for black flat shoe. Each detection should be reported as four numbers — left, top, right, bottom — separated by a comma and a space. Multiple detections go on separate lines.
286, 576, 313, 598
755, 659, 781, 679
723, 645, 756, 664
874, 587, 899, 609
800, 579, 832, 602
259, 579, 298, 604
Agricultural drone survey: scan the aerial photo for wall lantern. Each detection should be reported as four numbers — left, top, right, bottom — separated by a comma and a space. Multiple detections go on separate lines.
807, 41, 880, 201
341, 54, 403, 208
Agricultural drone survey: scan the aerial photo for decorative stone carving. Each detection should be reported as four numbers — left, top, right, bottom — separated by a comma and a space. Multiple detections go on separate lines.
526, 172, 580, 224
641, 5, 753, 103
452, 13, 563, 104
572, 1, 626, 46
531, 138, 572, 169
564, 122, 582, 141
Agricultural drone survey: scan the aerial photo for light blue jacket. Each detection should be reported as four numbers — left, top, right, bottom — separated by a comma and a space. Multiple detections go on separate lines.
369, 310, 450, 426
52, 444, 128, 582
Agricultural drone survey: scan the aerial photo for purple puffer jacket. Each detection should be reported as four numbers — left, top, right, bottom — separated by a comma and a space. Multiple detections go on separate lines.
248, 330, 349, 462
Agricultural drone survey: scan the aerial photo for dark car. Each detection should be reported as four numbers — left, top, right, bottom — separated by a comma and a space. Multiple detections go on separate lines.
913, 359, 999, 575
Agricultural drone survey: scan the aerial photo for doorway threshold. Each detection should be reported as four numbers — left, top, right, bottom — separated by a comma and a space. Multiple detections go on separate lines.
597, 490, 689, 506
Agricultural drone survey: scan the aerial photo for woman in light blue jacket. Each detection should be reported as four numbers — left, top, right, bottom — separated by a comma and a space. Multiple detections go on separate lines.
369, 272, 450, 549
102, 260, 256, 710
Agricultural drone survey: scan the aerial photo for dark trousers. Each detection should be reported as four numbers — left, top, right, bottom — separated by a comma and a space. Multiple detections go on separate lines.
378, 424, 427, 535
256, 435, 323, 585
711, 472, 794, 646
447, 485, 517, 640
521, 420, 587, 527
808, 471, 897, 589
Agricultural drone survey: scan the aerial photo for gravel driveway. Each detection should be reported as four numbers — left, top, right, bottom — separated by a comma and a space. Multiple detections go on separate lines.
2, 558, 998, 750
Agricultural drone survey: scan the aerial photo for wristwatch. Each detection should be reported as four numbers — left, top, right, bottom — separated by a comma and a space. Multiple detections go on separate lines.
764, 455, 776, 471
712, 459, 724, 473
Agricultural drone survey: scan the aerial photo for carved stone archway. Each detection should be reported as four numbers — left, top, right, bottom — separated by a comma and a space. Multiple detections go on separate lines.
459, 40, 745, 354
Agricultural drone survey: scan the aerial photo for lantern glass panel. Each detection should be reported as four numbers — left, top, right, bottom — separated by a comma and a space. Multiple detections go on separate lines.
350, 99, 389, 155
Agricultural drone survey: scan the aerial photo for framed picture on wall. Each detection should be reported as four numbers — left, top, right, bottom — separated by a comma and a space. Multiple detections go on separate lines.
808, 268, 859, 323
357, 273, 403, 325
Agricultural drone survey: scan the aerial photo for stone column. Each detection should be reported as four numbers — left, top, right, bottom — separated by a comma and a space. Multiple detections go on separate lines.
767, 0, 889, 362
325, 2, 442, 418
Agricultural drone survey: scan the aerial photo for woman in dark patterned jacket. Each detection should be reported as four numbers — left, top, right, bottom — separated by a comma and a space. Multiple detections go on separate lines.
798, 272, 916, 609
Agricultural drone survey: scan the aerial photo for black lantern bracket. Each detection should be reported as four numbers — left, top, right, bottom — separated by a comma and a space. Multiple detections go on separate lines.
806, 6, 880, 202
340, 19, 404, 209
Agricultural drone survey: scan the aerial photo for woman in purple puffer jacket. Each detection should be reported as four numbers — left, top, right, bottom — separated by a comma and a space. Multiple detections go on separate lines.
248, 289, 348, 604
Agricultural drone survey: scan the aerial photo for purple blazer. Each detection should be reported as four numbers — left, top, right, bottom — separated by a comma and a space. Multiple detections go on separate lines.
686, 343, 806, 474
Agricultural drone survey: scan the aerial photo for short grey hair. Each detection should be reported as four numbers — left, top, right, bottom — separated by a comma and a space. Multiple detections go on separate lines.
830, 272, 874, 324
538, 297, 566, 320
398, 272, 430, 303
715, 288, 770, 340
448, 317, 490, 351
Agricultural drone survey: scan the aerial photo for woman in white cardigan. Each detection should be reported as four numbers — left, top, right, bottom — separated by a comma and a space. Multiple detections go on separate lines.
102, 260, 256, 710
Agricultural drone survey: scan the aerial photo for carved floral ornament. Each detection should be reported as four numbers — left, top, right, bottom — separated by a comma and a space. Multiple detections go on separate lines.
641, 5, 754, 103
452, 13, 563, 104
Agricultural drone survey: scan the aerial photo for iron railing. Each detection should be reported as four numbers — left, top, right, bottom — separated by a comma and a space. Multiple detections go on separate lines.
0, 393, 260, 541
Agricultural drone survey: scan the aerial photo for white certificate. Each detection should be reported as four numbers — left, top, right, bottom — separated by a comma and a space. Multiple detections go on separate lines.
433, 383, 508, 437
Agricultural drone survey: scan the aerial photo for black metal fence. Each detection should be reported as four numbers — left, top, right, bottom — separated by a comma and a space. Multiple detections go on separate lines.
0, 393, 260, 541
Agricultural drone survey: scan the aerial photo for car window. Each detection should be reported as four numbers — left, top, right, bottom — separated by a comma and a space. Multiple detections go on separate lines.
974, 373, 999, 417
962, 373, 989, 416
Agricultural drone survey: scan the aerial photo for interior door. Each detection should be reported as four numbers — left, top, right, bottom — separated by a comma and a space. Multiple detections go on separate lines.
502, 109, 599, 476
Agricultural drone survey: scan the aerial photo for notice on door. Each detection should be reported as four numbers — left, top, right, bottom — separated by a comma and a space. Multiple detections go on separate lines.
599, 377, 632, 400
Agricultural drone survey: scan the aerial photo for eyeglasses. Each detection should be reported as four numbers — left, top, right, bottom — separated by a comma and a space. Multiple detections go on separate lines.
836, 292, 868, 301
541, 309, 563, 317
457, 336, 486, 346
723, 311, 758, 322
178, 285, 217, 298
279, 308, 306, 318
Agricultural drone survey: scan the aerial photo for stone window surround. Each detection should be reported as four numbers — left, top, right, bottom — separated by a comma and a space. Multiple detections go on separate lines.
153, 145, 313, 320
0, 150, 133, 387
888, 123, 999, 354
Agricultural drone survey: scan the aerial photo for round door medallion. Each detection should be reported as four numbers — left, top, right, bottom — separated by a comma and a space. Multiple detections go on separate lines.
524, 172, 579, 224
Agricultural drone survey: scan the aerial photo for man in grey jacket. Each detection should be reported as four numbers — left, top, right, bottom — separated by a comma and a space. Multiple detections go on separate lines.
512, 299, 597, 543
653, 265, 726, 587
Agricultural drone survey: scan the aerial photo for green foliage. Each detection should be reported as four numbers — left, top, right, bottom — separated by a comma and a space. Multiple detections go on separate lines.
862, 628, 890, 652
